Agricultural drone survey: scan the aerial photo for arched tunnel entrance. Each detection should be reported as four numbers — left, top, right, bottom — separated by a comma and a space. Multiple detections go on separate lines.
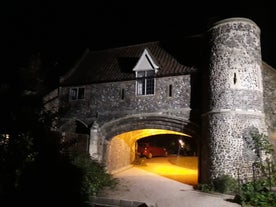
105, 128, 199, 185
62, 115, 200, 185
96, 114, 200, 185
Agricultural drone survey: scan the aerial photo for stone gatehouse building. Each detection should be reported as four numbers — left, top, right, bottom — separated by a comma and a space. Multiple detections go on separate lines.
44, 17, 276, 183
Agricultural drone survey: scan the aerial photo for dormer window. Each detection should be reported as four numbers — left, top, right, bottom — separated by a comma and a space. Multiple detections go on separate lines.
133, 48, 159, 96
70, 87, 85, 100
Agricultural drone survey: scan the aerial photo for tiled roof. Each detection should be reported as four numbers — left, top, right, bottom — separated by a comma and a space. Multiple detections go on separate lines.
60, 41, 197, 86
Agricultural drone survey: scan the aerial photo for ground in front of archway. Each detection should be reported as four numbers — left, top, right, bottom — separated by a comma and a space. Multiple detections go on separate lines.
96, 155, 240, 207
136, 155, 198, 186
96, 156, 241, 207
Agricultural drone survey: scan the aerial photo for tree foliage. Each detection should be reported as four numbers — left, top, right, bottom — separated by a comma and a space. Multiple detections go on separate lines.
0, 52, 117, 207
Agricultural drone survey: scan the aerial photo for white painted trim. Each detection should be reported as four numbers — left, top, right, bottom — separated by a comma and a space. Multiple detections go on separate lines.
133, 48, 159, 72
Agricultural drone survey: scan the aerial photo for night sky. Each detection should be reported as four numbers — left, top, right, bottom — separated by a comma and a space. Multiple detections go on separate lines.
2, 1, 276, 73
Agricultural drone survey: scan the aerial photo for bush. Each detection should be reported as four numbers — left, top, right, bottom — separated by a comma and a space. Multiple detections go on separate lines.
69, 151, 118, 197
213, 175, 238, 194
196, 183, 214, 193
16, 150, 118, 207
238, 178, 276, 207
197, 175, 238, 194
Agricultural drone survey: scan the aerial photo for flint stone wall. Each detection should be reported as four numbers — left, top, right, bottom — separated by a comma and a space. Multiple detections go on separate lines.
50, 17, 276, 183
201, 18, 267, 181
262, 62, 276, 160
59, 75, 193, 131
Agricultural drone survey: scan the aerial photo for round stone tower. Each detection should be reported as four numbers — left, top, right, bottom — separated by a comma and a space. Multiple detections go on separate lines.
201, 17, 267, 183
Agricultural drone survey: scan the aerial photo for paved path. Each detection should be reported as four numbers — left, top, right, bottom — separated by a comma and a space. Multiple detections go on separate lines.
98, 166, 241, 207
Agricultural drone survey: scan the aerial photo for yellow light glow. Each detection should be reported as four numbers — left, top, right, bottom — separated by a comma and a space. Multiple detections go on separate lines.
110, 129, 197, 185
138, 156, 198, 185
113, 128, 192, 147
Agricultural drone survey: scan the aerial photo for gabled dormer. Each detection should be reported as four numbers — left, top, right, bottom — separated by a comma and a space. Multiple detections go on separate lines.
133, 48, 159, 72
133, 49, 159, 96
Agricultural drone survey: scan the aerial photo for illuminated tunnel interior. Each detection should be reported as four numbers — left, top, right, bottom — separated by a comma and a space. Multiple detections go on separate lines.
106, 129, 198, 185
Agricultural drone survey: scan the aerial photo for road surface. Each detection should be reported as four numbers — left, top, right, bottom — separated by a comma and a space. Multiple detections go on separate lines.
97, 156, 241, 207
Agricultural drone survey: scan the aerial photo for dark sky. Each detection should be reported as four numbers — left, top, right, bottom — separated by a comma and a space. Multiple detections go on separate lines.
2, 1, 276, 71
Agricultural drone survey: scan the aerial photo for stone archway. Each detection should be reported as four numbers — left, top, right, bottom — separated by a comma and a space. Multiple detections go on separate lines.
106, 129, 192, 173
99, 114, 199, 173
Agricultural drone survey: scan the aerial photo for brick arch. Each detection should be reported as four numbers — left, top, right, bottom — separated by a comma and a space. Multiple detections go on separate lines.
100, 114, 200, 141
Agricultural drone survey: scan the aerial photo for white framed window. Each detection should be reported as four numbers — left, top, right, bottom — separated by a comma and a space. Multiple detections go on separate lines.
132, 48, 159, 96
69, 87, 85, 100
136, 70, 155, 95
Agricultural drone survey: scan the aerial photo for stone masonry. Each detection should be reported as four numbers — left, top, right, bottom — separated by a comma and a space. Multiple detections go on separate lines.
44, 17, 276, 183
201, 18, 268, 182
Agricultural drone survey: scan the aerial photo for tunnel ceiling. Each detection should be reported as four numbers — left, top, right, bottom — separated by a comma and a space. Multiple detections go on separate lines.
113, 128, 191, 147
